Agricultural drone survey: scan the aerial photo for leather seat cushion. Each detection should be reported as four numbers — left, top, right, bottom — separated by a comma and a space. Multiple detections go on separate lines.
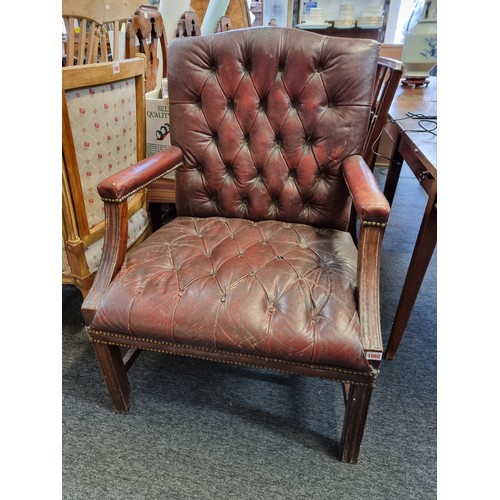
91, 216, 370, 371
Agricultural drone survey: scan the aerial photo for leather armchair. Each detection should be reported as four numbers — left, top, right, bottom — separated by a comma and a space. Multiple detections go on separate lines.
82, 27, 390, 464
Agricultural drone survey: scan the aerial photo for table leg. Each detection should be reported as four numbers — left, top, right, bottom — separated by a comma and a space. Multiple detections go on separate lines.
384, 182, 437, 360
383, 146, 403, 207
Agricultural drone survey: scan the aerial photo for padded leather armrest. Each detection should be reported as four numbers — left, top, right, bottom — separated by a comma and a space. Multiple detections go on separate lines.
342, 155, 390, 224
97, 146, 183, 202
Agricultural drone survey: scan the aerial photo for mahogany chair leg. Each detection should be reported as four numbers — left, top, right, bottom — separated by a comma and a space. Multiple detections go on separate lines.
339, 383, 373, 464
149, 202, 163, 231
92, 342, 131, 413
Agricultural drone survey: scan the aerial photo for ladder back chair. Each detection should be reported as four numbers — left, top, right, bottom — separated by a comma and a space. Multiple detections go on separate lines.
363, 57, 405, 169
81, 27, 390, 464
102, 0, 143, 61
62, 0, 108, 66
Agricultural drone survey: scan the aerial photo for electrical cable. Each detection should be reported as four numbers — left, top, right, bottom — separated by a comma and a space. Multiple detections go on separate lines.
370, 113, 437, 165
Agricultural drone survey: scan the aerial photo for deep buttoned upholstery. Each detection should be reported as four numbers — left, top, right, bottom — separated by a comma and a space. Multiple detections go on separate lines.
91, 216, 369, 371
83, 27, 390, 464
169, 28, 378, 230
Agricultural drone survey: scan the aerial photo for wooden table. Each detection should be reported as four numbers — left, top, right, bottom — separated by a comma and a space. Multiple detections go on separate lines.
381, 77, 437, 360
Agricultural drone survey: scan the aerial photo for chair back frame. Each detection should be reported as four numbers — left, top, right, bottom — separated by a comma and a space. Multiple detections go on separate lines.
126, 5, 168, 92
363, 57, 404, 169
176, 10, 202, 37
103, 0, 144, 58
62, 57, 149, 296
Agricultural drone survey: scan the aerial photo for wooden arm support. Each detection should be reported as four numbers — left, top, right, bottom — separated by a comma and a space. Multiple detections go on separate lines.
342, 155, 390, 360
357, 224, 385, 359
82, 147, 183, 325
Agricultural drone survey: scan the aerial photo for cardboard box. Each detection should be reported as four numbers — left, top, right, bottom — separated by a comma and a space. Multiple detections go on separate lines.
145, 83, 176, 204
145, 85, 171, 158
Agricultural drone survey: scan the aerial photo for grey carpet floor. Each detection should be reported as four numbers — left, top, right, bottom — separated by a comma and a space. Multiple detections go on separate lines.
62, 164, 437, 500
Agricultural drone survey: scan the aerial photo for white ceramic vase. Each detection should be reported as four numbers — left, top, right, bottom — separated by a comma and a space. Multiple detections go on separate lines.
401, 0, 437, 82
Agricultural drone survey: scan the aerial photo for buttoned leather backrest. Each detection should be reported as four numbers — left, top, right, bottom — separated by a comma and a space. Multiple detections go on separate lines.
168, 27, 379, 230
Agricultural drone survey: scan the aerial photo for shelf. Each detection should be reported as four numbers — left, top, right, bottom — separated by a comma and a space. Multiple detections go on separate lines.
296, 26, 384, 42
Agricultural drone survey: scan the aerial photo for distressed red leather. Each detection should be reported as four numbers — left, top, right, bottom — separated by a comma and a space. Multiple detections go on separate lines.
168, 27, 379, 230
342, 155, 390, 223
83, 27, 388, 463
90, 28, 381, 372
91, 216, 370, 370
97, 147, 183, 201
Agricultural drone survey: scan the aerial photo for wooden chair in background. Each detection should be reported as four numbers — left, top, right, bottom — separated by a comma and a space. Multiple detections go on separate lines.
102, 0, 143, 62
363, 57, 405, 170
216, 16, 232, 32
62, 0, 142, 66
189, 0, 250, 30
176, 10, 202, 37
62, 57, 152, 297
62, 0, 108, 66
126, 5, 168, 93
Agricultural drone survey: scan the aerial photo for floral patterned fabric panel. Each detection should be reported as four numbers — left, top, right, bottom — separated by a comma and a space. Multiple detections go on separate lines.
66, 78, 138, 229
84, 208, 150, 273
